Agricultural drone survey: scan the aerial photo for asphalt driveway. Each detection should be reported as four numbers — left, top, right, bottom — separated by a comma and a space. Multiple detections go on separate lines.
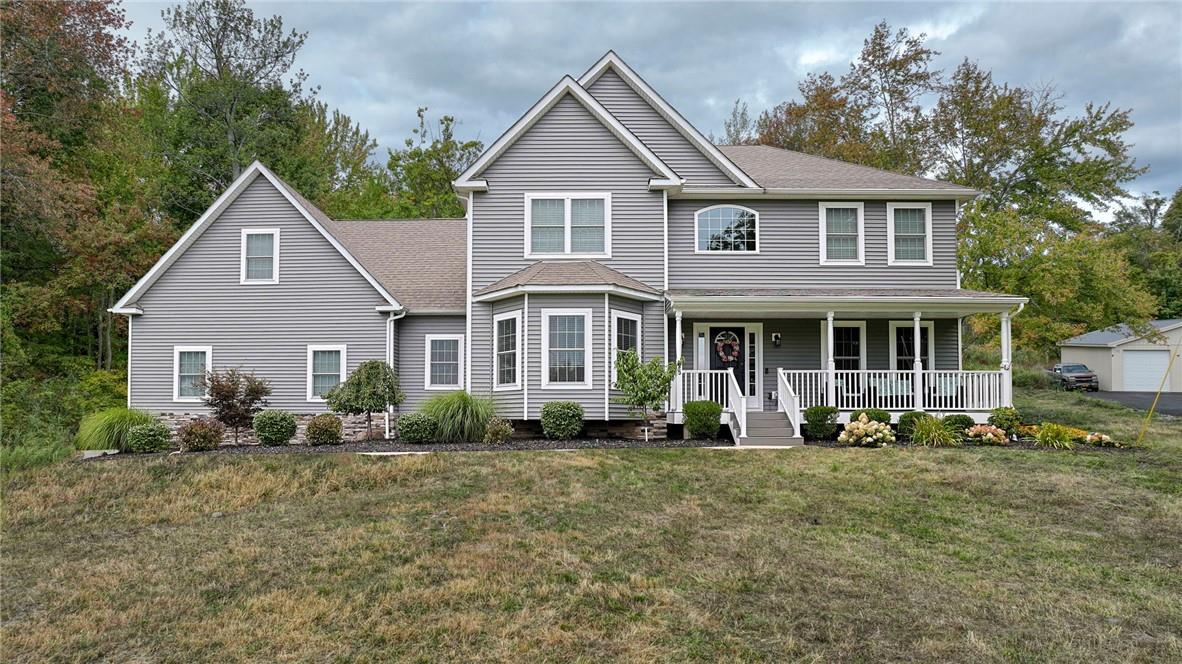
1086, 391, 1182, 416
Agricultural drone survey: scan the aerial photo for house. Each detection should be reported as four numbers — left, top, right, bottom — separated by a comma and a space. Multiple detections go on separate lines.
1059, 320, 1182, 393
111, 52, 1028, 444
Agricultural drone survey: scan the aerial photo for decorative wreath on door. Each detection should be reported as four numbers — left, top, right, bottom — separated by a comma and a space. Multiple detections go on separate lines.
714, 331, 741, 364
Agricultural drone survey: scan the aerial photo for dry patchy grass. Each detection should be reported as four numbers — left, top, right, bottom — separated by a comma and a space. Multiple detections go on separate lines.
2, 390, 1180, 662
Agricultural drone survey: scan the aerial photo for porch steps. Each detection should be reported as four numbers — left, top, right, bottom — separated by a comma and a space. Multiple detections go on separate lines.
739, 411, 804, 447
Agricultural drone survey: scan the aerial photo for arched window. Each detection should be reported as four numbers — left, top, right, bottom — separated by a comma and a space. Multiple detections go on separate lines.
694, 205, 759, 253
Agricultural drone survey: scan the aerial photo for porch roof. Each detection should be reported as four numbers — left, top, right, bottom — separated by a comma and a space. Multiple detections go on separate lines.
667, 287, 1026, 316
474, 260, 662, 302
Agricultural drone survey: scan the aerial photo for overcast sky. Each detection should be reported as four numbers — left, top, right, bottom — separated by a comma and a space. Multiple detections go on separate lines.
121, 1, 1182, 198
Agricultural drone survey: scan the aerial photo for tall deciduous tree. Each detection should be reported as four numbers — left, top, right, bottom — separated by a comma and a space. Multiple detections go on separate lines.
386, 108, 483, 219
756, 73, 872, 164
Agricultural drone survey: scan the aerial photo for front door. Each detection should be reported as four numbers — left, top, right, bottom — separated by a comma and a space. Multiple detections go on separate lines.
698, 324, 762, 411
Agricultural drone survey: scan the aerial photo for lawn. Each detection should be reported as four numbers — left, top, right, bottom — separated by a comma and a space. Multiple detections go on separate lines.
2, 389, 1180, 662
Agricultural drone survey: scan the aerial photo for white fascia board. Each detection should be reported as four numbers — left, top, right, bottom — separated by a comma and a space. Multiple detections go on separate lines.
453, 75, 677, 189
108, 306, 143, 315
472, 284, 662, 303
667, 295, 1028, 316
672, 187, 980, 200
112, 160, 403, 311
578, 51, 759, 189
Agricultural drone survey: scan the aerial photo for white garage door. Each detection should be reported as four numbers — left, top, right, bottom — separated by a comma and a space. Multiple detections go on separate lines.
1122, 350, 1170, 391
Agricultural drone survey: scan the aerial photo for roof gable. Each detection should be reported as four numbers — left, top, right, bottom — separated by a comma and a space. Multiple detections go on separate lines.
111, 162, 402, 313
453, 76, 680, 192
578, 51, 758, 189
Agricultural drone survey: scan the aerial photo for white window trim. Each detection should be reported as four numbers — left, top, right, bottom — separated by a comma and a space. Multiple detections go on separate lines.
541, 308, 593, 389
240, 228, 280, 284
424, 334, 465, 391
610, 310, 643, 385
493, 311, 522, 392
524, 192, 612, 259
819, 321, 867, 370
886, 202, 934, 266
693, 204, 760, 254
173, 345, 212, 403
888, 321, 936, 369
306, 344, 347, 402
818, 202, 865, 266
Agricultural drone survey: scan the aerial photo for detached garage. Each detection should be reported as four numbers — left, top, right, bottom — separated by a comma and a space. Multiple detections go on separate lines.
1059, 320, 1182, 393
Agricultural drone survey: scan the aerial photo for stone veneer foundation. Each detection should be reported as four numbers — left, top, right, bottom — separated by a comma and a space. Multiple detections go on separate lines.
158, 412, 380, 446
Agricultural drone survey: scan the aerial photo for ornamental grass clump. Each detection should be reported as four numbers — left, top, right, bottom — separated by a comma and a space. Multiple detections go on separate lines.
422, 391, 494, 443
1034, 422, 1076, 449
76, 408, 156, 452
910, 415, 961, 447
966, 424, 1009, 446
837, 413, 896, 447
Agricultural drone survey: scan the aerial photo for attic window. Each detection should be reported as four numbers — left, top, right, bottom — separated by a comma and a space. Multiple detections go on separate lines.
240, 228, 279, 284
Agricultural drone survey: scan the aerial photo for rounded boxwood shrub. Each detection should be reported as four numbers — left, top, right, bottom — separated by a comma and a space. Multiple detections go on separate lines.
849, 408, 891, 424
253, 409, 297, 445
987, 407, 1021, 438
483, 417, 514, 445
177, 418, 224, 452
126, 421, 171, 453
683, 400, 723, 440
803, 405, 839, 440
398, 412, 438, 444
541, 401, 584, 440
305, 414, 343, 446
897, 411, 931, 439
942, 414, 976, 439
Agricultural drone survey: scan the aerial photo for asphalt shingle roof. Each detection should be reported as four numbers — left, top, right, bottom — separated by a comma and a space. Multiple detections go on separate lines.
1060, 319, 1182, 346
476, 261, 660, 297
717, 145, 976, 193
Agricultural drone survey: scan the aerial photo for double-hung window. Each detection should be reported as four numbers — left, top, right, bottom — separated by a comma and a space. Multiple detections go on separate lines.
695, 205, 758, 253
887, 203, 933, 265
818, 202, 864, 264
542, 309, 592, 388
173, 345, 211, 402
493, 312, 521, 391
889, 321, 934, 370
425, 335, 464, 390
307, 344, 346, 401
240, 228, 279, 283
525, 193, 611, 257
610, 310, 642, 385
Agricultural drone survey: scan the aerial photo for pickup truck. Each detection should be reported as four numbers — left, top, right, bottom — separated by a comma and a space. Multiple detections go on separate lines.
1048, 363, 1099, 391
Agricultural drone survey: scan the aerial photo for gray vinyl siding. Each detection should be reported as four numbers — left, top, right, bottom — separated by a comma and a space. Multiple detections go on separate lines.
525, 294, 607, 420
471, 94, 666, 291
586, 69, 734, 187
607, 295, 645, 420
396, 314, 466, 412
668, 199, 959, 288
130, 176, 388, 413
487, 297, 526, 416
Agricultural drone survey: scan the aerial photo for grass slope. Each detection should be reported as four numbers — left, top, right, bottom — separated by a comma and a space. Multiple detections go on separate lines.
2, 390, 1180, 662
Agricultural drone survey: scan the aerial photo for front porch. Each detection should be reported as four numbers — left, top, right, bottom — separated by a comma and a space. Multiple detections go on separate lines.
663, 288, 1027, 442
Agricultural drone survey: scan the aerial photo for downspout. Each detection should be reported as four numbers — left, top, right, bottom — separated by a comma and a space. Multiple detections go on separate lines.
385, 309, 407, 439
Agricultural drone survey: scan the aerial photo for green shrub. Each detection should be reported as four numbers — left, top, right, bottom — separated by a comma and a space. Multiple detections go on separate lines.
803, 406, 839, 440
897, 411, 931, 439
683, 400, 723, 440
397, 413, 438, 444
910, 415, 961, 447
422, 391, 494, 443
541, 401, 584, 440
253, 410, 297, 445
942, 414, 976, 439
483, 417, 514, 445
126, 421, 171, 453
76, 408, 155, 452
1035, 422, 1077, 449
176, 418, 224, 452
987, 407, 1022, 437
0, 444, 75, 473
849, 408, 891, 424
305, 414, 342, 446
1013, 368, 1056, 389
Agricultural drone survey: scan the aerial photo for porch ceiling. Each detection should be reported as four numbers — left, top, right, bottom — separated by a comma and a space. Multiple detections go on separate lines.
666, 288, 1027, 317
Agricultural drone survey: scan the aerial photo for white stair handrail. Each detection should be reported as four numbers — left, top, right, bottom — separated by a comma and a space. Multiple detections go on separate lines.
776, 368, 801, 435
726, 367, 746, 440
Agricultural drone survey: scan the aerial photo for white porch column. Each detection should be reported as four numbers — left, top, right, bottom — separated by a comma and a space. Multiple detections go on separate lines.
913, 312, 924, 411
1001, 311, 1013, 406
671, 309, 684, 413
825, 311, 836, 407
674, 310, 684, 364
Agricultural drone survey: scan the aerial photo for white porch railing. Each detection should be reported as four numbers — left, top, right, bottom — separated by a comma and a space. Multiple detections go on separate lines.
776, 369, 801, 435
769, 369, 1008, 413
671, 369, 746, 441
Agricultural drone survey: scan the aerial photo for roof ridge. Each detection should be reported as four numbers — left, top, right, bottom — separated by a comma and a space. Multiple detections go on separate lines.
721, 144, 969, 189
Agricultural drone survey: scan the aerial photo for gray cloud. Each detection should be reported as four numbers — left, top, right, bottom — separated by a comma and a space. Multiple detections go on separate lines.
121, 1, 1182, 196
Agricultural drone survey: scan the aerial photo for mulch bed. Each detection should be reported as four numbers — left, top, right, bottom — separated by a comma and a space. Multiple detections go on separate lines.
804, 438, 1136, 452
84, 436, 729, 461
